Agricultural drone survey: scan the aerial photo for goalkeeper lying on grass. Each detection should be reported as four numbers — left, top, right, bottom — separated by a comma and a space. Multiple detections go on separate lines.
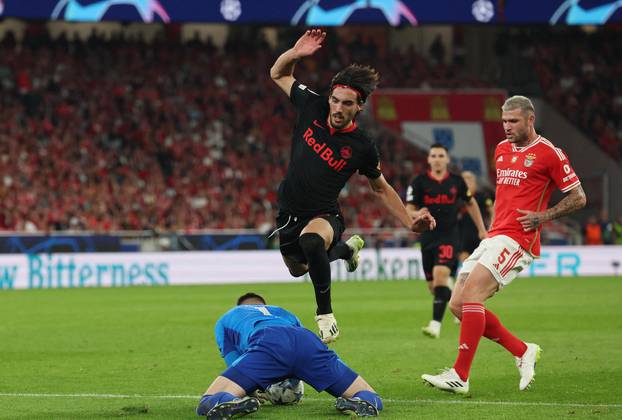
196, 292, 383, 419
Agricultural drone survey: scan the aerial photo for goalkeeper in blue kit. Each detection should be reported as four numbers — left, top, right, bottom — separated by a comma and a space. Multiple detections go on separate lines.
196, 293, 383, 419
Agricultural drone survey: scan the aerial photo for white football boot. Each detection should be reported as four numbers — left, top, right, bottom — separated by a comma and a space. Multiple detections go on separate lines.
422, 368, 469, 394
516, 342, 542, 391
421, 320, 441, 339
315, 313, 339, 343
345, 235, 365, 272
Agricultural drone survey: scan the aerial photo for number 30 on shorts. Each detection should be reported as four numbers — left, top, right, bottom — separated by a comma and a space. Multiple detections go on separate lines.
439, 245, 454, 259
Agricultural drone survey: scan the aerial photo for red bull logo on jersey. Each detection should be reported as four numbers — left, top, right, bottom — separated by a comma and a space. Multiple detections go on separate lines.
497, 168, 528, 186
423, 193, 457, 205
303, 128, 347, 172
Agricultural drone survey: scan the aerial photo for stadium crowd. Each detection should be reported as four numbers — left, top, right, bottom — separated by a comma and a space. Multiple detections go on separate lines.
0, 28, 436, 232
0, 25, 620, 246
526, 27, 622, 161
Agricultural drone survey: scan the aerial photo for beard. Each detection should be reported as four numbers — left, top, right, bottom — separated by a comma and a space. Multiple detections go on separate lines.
508, 131, 528, 143
330, 113, 349, 129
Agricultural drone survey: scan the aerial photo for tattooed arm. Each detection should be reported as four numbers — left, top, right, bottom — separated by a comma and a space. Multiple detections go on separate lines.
543, 185, 587, 220
516, 185, 586, 232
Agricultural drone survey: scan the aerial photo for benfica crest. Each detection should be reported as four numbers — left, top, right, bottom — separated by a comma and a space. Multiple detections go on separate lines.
524, 153, 536, 167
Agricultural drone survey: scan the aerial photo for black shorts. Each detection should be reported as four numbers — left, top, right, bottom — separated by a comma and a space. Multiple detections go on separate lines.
459, 231, 481, 255
273, 211, 345, 264
421, 239, 458, 282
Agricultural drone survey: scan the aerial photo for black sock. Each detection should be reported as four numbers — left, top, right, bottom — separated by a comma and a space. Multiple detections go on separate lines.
299, 233, 333, 315
328, 241, 352, 262
432, 286, 452, 322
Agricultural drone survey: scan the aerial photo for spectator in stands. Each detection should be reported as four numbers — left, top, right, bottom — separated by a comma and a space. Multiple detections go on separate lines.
583, 215, 603, 245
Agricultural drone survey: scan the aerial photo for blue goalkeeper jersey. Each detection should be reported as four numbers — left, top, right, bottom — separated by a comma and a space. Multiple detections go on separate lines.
215, 305, 302, 366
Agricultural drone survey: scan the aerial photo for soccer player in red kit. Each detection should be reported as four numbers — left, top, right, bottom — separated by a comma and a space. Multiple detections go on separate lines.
422, 96, 586, 393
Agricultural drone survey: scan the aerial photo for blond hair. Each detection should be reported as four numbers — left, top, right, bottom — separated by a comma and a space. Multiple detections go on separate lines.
502, 95, 535, 115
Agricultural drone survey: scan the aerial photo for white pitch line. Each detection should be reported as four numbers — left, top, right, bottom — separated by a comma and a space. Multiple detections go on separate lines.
0, 393, 621, 409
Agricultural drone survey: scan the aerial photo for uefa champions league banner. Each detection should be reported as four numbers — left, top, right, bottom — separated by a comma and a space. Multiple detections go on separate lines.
1, 1, 620, 24
0, 0, 488, 24
0, 246, 620, 290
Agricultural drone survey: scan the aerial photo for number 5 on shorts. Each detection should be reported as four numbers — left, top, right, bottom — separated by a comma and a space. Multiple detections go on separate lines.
493, 247, 510, 270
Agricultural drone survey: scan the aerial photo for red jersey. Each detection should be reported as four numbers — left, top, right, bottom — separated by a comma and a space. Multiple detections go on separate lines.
488, 135, 580, 256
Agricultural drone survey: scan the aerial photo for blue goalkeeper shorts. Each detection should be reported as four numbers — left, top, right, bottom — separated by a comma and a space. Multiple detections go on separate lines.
221, 325, 358, 396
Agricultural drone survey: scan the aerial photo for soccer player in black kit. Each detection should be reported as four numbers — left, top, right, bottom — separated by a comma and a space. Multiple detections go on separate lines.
406, 144, 487, 339
270, 29, 436, 344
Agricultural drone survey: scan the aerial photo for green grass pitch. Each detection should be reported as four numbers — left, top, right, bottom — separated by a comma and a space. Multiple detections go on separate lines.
1, 276, 621, 419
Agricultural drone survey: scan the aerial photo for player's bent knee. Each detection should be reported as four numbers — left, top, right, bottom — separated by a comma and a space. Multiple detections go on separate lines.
288, 265, 308, 277
461, 280, 497, 302
299, 234, 330, 287
208, 374, 248, 397
432, 267, 451, 286
299, 233, 326, 257
449, 301, 462, 318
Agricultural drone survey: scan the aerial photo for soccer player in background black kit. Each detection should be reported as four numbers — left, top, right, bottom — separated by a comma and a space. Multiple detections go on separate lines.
270, 29, 435, 344
458, 171, 495, 263
406, 144, 487, 339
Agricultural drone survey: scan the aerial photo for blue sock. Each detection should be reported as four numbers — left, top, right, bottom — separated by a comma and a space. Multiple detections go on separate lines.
353, 391, 383, 411
196, 392, 236, 416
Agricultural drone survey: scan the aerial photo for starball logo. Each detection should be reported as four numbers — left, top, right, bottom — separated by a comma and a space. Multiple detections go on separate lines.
303, 127, 348, 172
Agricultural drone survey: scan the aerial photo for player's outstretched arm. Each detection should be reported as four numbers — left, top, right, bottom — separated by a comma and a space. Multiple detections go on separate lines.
368, 175, 436, 233
270, 29, 326, 97
516, 185, 586, 231
405, 203, 419, 219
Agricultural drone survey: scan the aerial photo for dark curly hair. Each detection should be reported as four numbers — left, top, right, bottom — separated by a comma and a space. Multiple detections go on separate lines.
330, 64, 380, 104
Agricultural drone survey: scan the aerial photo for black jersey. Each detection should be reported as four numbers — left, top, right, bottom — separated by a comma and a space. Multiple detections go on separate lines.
459, 190, 494, 236
406, 171, 471, 244
277, 81, 381, 218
